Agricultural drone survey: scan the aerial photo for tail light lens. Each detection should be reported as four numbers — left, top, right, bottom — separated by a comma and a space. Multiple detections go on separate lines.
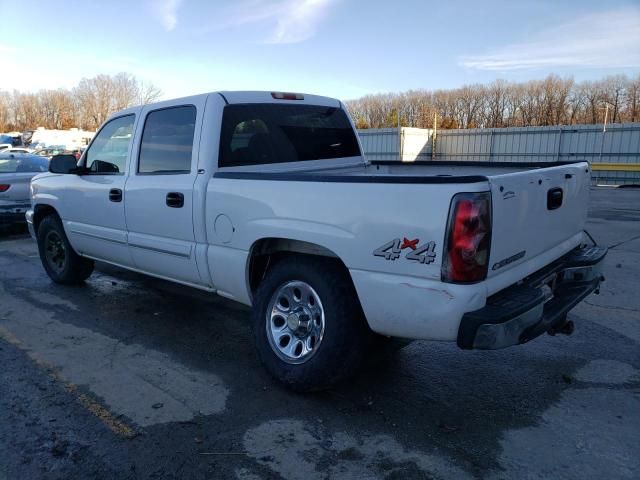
0, 184, 10, 192
442, 192, 492, 283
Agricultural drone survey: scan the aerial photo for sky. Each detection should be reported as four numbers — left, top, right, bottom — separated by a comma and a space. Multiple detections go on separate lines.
1, 0, 639, 101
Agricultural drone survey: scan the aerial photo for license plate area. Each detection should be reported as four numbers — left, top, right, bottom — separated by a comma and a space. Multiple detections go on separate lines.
559, 265, 601, 284
539, 272, 558, 303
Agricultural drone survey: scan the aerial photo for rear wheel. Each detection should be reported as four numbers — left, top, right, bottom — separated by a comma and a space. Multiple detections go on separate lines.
37, 215, 94, 284
253, 256, 372, 391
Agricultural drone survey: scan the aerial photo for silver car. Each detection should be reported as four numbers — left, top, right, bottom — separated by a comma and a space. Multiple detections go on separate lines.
0, 153, 49, 229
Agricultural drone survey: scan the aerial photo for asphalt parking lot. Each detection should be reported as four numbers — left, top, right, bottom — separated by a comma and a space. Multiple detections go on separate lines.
1, 187, 639, 480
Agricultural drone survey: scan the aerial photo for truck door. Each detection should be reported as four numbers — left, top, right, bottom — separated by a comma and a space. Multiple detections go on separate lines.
124, 102, 204, 286
63, 114, 136, 266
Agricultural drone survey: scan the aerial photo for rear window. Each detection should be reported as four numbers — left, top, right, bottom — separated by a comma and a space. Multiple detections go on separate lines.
218, 104, 361, 167
0, 155, 49, 173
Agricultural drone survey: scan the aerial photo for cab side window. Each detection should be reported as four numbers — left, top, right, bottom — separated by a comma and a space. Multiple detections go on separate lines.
138, 106, 196, 174
85, 115, 135, 174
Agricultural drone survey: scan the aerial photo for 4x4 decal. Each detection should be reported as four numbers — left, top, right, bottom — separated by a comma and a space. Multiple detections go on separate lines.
373, 237, 436, 264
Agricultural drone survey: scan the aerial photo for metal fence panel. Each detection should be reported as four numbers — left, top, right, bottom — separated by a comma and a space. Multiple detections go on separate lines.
357, 128, 401, 161
357, 123, 640, 185
400, 127, 432, 161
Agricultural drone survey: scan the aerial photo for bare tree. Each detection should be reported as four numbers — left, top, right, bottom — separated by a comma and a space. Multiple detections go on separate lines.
453, 84, 484, 128
625, 74, 640, 123
0, 91, 12, 131
138, 81, 163, 105
481, 80, 506, 127
600, 75, 627, 123
13, 92, 41, 130
345, 74, 640, 130
5, 72, 640, 134
0, 73, 162, 131
580, 80, 604, 124
566, 82, 588, 125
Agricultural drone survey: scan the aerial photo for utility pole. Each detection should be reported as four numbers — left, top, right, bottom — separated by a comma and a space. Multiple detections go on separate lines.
397, 108, 401, 161
599, 104, 609, 162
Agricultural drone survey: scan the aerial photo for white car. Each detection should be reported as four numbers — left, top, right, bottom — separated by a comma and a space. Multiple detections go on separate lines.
2, 147, 34, 154
27, 91, 607, 390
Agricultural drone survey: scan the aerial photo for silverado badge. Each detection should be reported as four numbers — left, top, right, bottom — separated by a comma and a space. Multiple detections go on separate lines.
373, 238, 436, 264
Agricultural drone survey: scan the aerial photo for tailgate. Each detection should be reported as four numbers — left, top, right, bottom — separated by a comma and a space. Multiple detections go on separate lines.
487, 162, 590, 277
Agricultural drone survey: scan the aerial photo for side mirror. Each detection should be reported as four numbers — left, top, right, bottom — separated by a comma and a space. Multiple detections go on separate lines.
91, 160, 120, 173
49, 154, 80, 174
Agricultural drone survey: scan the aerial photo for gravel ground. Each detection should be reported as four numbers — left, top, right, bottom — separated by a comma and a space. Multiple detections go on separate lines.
0, 187, 638, 480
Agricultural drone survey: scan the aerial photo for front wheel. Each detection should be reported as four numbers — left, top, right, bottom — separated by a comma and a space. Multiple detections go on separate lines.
253, 256, 372, 392
37, 214, 94, 284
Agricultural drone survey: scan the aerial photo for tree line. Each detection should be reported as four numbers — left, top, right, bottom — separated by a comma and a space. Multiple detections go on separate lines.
3, 72, 639, 133
346, 74, 640, 130
0, 73, 162, 133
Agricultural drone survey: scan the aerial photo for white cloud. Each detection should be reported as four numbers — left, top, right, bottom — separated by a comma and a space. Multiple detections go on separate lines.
459, 7, 640, 71
149, 0, 183, 32
227, 0, 339, 44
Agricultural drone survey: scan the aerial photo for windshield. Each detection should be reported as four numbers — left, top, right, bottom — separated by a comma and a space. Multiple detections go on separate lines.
219, 104, 361, 167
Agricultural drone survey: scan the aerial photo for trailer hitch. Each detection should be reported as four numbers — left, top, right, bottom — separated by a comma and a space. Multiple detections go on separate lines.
547, 316, 575, 336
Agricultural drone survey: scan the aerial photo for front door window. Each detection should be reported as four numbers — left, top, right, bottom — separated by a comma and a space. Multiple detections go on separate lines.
85, 115, 135, 174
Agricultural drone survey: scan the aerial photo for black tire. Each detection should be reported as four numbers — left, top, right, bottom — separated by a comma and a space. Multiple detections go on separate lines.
37, 214, 94, 284
253, 255, 372, 392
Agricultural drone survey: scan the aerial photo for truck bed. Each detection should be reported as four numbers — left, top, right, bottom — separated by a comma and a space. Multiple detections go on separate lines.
367, 160, 585, 178
215, 159, 588, 183
330, 160, 589, 180
214, 158, 592, 297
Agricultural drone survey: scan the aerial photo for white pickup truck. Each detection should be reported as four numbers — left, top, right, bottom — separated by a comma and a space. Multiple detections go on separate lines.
27, 91, 607, 391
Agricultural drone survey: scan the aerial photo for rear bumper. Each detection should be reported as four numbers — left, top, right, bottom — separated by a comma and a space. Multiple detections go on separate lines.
0, 202, 30, 227
457, 245, 607, 349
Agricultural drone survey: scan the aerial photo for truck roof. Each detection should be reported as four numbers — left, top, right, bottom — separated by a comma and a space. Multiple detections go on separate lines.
115, 91, 342, 118
218, 91, 341, 107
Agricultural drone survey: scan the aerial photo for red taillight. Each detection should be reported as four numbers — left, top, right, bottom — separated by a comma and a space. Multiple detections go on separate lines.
442, 192, 492, 283
271, 92, 304, 100
0, 184, 10, 192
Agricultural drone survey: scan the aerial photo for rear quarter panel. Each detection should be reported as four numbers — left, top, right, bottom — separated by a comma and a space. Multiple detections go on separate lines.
204, 177, 490, 304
